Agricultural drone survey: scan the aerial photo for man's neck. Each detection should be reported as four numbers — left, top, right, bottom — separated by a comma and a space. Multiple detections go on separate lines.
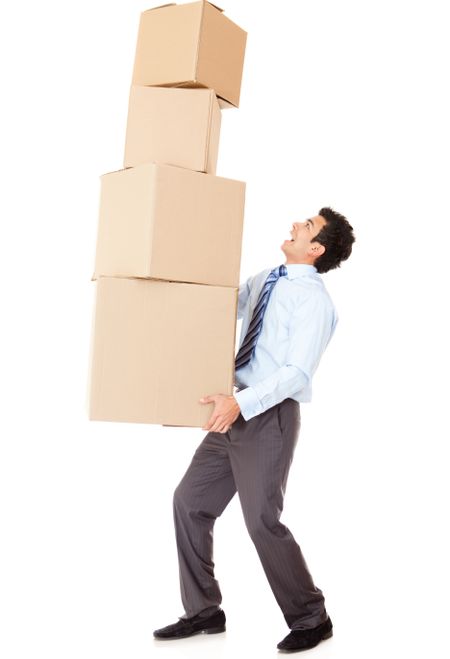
284, 259, 315, 266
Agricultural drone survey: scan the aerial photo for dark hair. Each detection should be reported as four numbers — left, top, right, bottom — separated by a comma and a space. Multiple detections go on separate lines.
312, 206, 355, 273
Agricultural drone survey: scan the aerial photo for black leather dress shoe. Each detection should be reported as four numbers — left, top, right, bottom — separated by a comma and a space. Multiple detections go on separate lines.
277, 615, 333, 652
153, 608, 226, 640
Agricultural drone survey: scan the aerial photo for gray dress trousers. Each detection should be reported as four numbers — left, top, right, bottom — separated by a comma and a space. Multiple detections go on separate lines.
172, 396, 329, 630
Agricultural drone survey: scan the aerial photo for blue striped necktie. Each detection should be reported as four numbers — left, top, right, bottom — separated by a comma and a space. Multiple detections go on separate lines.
235, 264, 288, 371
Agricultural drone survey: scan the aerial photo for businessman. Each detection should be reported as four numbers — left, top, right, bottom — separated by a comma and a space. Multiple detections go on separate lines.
153, 207, 355, 652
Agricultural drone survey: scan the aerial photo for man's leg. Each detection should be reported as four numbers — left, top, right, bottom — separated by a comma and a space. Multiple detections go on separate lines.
228, 398, 328, 630
173, 430, 237, 619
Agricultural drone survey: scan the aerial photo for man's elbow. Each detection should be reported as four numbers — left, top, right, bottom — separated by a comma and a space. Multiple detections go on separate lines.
286, 363, 310, 387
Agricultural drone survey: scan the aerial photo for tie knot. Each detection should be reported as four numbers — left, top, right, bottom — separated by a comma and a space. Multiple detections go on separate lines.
279, 264, 288, 277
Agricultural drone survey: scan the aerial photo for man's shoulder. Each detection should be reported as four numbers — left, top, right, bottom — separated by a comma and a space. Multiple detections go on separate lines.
290, 280, 338, 320
247, 267, 273, 289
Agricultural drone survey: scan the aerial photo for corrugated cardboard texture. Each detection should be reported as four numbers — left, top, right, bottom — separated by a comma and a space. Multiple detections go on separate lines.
123, 86, 221, 173
92, 162, 245, 287
132, 0, 247, 107
87, 276, 238, 427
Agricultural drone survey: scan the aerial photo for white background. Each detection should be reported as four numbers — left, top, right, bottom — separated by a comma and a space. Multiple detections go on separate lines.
1, 0, 449, 657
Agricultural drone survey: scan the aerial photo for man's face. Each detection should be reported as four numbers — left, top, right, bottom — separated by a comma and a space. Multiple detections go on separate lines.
281, 215, 327, 263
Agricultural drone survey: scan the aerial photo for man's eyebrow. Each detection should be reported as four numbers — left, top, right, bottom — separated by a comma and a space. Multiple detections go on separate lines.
307, 218, 315, 229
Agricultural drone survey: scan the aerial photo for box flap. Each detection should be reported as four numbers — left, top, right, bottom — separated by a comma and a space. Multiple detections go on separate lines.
217, 96, 235, 110
204, 0, 224, 12
144, 3, 177, 12
143, 1, 223, 12
100, 166, 126, 177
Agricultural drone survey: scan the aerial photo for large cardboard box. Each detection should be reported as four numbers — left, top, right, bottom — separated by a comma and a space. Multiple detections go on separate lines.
132, 1, 247, 108
91, 162, 245, 287
87, 276, 237, 427
124, 86, 221, 173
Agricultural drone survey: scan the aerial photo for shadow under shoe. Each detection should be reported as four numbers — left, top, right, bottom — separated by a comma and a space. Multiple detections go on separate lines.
277, 615, 333, 652
153, 608, 226, 640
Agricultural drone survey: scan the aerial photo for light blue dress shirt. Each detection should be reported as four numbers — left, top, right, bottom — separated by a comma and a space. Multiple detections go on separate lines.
233, 263, 338, 421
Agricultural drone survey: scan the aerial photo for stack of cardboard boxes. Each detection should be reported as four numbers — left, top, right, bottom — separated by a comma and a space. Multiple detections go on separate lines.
86, 1, 247, 428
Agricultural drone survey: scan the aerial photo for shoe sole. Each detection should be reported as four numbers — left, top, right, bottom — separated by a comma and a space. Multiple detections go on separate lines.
277, 629, 333, 652
154, 626, 226, 640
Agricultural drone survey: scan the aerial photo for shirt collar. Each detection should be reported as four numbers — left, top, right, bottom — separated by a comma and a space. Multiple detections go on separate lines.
284, 263, 318, 279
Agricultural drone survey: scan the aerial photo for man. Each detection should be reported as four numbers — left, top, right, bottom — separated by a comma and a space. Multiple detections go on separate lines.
153, 207, 355, 652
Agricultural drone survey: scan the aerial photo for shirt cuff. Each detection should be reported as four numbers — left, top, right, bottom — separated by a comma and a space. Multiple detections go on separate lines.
234, 387, 263, 421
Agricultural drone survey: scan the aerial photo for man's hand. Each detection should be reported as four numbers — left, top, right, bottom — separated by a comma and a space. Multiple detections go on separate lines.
199, 394, 241, 433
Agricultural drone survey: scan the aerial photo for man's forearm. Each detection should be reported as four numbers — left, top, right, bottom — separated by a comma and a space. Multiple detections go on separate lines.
234, 365, 309, 421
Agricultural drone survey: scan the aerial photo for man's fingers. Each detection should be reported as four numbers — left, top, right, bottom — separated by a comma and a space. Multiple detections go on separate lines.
203, 419, 229, 434
210, 421, 223, 433
199, 394, 217, 403
209, 416, 227, 433
202, 414, 218, 431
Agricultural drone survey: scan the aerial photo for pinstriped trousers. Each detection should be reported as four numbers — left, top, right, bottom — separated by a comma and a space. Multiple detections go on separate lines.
173, 397, 329, 631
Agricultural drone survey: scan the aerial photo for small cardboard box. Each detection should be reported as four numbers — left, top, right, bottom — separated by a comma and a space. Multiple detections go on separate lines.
86, 276, 237, 427
91, 161, 245, 288
132, 0, 247, 108
124, 86, 221, 173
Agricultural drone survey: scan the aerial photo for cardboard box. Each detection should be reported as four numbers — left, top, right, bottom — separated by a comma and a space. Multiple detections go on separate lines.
124, 86, 221, 173
91, 162, 245, 287
87, 276, 238, 427
132, 1, 247, 108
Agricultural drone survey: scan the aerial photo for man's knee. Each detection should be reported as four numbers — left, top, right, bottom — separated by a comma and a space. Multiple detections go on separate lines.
245, 512, 288, 540
173, 483, 189, 514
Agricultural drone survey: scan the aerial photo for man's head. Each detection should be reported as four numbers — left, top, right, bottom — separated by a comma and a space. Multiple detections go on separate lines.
281, 206, 355, 273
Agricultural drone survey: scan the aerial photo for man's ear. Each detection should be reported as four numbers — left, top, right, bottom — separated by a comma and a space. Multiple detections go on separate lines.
308, 242, 326, 258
